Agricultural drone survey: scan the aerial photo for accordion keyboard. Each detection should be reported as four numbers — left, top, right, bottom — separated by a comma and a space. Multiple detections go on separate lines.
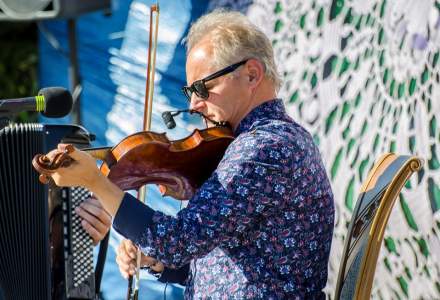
61, 187, 95, 299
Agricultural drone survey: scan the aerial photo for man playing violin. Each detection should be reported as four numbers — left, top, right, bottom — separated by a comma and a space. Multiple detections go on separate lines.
49, 9, 335, 299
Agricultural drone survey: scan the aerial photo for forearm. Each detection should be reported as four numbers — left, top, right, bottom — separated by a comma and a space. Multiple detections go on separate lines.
87, 174, 125, 217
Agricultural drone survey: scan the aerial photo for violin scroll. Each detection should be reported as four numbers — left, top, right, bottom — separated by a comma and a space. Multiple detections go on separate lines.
32, 144, 76, 184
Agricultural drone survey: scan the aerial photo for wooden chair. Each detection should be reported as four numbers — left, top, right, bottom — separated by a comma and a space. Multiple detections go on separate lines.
334, 153, 423, 300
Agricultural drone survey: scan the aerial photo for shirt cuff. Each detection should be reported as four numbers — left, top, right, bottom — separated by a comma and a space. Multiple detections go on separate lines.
158, 264, 190, 286
112, 192, 155, 242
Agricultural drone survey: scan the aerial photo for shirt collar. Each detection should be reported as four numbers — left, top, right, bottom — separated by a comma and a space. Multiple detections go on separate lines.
234, 98, 287, 136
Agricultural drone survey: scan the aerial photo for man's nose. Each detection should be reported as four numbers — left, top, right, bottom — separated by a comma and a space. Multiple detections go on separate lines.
189, 94, 204, 111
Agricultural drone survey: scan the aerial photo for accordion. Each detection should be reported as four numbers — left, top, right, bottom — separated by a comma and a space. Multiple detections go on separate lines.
0, 123, 97, 300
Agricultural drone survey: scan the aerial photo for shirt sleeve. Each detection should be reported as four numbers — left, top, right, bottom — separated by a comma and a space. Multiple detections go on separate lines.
112, 131, 291, 268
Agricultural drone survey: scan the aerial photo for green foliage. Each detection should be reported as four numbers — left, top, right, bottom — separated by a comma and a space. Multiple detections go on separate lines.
0, 22, 38, 123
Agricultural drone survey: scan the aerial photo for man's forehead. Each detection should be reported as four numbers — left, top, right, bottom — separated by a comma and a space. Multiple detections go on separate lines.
187, 39, 214, 64
186, 41, 215, 82
189, 46, 210, 61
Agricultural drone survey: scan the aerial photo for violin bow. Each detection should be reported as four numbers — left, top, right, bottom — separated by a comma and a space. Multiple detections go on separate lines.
127, 2, 160, 300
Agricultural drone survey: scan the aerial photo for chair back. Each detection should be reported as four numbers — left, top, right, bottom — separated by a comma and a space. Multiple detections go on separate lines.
334, 153, 423, 300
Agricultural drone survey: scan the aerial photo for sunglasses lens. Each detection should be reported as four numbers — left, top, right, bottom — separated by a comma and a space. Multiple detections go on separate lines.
193, 81, 209, 99
182, 87, 192, 102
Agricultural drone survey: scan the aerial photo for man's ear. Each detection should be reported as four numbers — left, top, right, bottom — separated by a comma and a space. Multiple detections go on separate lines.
248, 73, 256, 82
246, 59, 264, 87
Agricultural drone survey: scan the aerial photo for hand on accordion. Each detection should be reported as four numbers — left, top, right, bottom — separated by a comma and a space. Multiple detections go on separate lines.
75, 197, 112, 245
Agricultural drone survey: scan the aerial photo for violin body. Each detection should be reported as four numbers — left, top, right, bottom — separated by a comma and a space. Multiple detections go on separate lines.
33, 126, 234, 200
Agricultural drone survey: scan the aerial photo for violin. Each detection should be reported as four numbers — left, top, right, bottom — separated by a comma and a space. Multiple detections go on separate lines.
32, 125, 234, 200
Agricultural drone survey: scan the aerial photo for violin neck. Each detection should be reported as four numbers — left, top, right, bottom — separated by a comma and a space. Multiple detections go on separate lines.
83, 147, 112, 161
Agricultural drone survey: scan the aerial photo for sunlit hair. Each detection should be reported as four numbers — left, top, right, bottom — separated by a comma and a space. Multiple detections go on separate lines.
186, 9, 282, 91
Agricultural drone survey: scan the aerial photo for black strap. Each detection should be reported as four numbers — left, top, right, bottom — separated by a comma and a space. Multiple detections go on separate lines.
95, 230, 110, 296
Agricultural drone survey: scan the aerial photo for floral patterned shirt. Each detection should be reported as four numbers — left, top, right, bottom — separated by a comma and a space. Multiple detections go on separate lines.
113, 99, 335, 299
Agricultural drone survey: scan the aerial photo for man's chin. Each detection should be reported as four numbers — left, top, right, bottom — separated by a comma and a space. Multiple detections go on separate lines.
206, 122, 217, 128
205, 115, 219, 127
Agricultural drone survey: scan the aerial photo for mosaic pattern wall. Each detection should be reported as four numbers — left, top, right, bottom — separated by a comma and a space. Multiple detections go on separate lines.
254, 0, 440, 299
231, 0, 440, 298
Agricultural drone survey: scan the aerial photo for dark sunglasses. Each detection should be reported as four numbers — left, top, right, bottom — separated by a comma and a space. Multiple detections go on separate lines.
182, 59, 248, 102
